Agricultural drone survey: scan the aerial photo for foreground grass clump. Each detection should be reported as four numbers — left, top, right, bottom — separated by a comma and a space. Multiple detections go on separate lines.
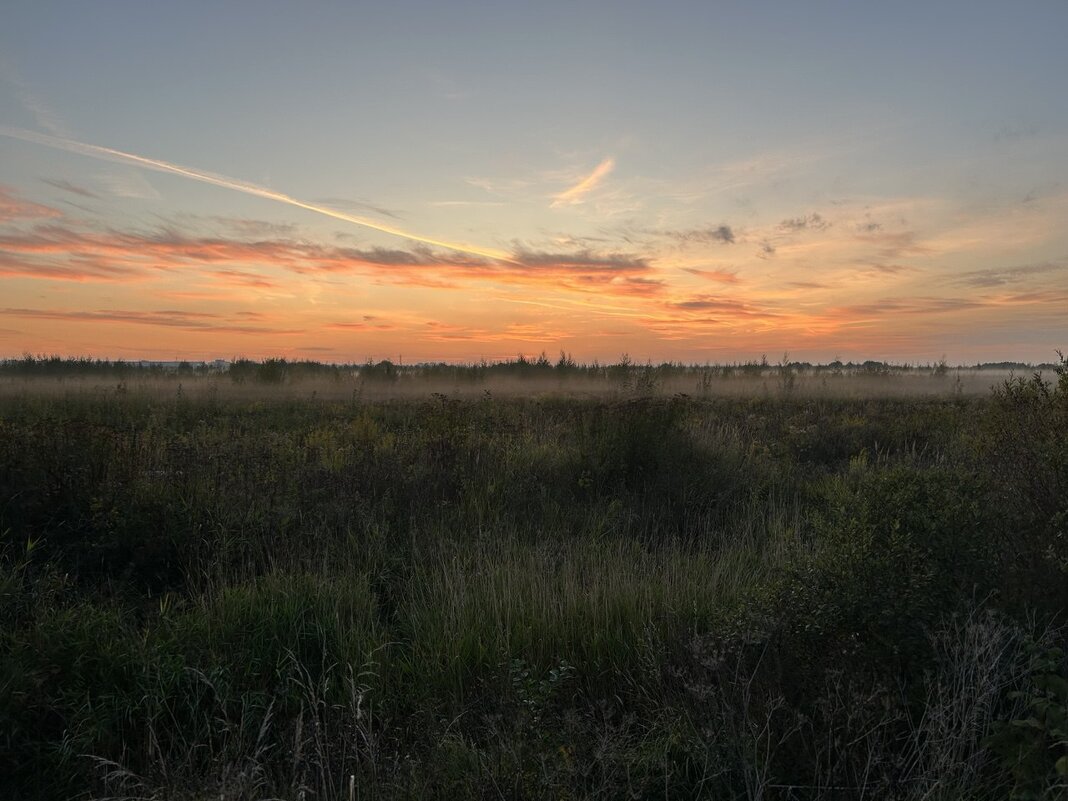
1, 367, 1067, 799
401, 536, 773, 700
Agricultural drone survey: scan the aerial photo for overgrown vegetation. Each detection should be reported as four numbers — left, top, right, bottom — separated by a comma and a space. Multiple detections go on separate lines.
1, 358, 1066, 799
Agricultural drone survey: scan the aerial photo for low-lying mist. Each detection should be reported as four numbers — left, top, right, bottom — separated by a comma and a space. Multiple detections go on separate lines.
0, 355, 1048, 401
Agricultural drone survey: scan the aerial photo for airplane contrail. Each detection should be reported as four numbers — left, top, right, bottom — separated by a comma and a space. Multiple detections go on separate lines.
0, 124, 513, 262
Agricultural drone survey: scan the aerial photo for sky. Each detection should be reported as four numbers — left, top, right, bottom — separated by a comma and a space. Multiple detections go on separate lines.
1, 1, 1066, 364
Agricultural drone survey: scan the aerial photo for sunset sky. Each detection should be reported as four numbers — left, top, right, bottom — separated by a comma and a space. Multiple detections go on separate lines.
2, 1, 1067, 364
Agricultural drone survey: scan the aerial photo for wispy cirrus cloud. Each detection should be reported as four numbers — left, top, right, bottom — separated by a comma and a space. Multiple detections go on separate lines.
952, 258, 1068, 288
41, 178, 99, 199
98, 170, 160, 199
682, 268, 740, 284
0, 251, 135, 282
421, 320, 567, 343
326, 316, 399, 332
829, 297, 985, 318
551, 157, 616, 207
165, 214, 299, 238
0, 185, 62, 221
667, 294, 779, 318
0, 306, 303, 335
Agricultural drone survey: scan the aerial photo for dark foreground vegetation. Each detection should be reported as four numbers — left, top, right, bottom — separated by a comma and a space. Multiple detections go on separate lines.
1, 360, 1067, 799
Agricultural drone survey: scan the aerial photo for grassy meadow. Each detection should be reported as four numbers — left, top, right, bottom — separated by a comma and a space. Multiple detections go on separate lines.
1, 357, 1066, 799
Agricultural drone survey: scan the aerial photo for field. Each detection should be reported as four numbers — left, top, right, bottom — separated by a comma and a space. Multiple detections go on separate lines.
1, 359, 1067, 800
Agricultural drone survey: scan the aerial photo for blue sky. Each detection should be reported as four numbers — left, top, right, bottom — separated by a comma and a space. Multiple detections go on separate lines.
1, 1, 1066, 362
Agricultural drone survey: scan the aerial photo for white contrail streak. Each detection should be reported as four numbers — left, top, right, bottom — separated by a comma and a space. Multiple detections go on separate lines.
0, 124, 512, 262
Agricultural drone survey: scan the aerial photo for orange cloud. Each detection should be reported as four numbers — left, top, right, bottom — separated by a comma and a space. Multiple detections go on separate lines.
0, 221, 660, 298
0, 186, 62, 222
0, 306, 303, 335
421, 321, 568, 343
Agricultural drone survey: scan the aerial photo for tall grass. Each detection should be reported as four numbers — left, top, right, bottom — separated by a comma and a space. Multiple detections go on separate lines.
401, 534, 787, 701
0, 366, 1066, 799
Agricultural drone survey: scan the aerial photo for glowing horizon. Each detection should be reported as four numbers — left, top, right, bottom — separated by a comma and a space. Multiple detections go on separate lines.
2, 3, 1067, 364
